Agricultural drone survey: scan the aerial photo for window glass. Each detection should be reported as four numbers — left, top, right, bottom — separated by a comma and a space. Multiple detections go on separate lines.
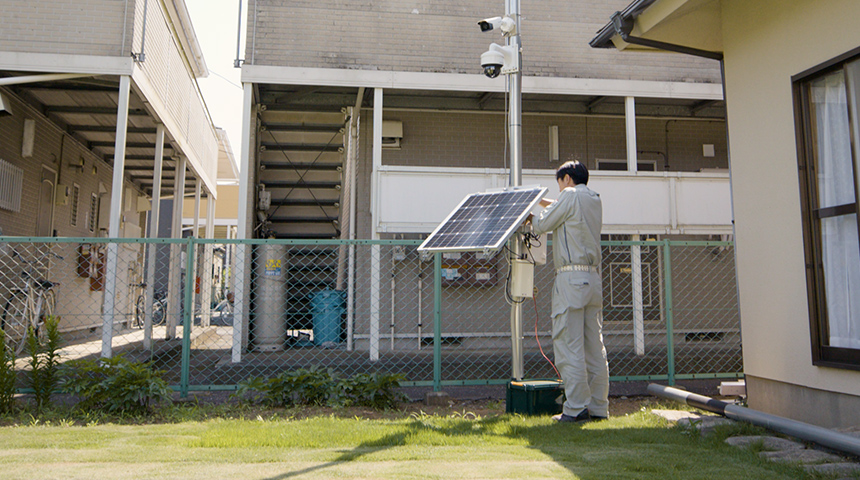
810, 72, 854, 209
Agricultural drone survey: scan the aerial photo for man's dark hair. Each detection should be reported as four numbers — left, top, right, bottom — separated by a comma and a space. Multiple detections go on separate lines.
556, 161, 588, 185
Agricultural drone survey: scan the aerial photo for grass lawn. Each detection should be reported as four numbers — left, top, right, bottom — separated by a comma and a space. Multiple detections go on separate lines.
0, 404, 816, 480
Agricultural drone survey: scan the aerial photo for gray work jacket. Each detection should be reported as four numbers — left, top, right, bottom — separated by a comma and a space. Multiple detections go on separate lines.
531, 184, 603, 270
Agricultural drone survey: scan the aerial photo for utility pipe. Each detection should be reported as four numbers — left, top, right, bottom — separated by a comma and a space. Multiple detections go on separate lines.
390, 238, 398, 351
647, 384, 860, 457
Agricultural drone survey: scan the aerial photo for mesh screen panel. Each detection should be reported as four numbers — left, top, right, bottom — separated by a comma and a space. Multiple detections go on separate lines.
0, 238, 742, 392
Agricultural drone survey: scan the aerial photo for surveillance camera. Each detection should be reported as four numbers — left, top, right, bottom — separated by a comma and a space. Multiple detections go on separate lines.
478, 16, 502, 32
478, 16, 517, 35
481, 49, 504, 78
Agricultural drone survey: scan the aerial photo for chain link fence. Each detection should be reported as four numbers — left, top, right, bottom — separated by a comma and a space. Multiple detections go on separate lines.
0, 237, 741, 393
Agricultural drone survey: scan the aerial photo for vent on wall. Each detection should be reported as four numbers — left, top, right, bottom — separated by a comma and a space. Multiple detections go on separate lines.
0, 158, 23, 212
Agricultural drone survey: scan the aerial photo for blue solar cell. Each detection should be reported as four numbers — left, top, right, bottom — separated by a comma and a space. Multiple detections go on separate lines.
418, 187, 546, 253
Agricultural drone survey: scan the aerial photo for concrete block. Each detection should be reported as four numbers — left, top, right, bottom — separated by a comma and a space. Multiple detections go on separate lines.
424, 391, 451, 406
719, 380, 746, 397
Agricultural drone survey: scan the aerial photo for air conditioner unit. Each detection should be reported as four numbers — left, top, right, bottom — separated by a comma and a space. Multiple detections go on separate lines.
382, 120, 403, 149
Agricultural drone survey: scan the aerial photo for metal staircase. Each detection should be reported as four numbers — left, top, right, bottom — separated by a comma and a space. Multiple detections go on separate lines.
256, 111, 346, 338
257, 111, 345, 240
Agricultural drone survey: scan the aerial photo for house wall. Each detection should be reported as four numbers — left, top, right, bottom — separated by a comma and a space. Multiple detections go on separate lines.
721, 0, 860, 405
381, 110, 728, 172
244, 0, 720, 83
0, 0, 133, 57
0, 89, 146, 333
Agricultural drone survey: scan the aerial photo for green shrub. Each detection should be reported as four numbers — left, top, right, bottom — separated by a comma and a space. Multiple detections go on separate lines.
60, 355, 171, 415
339, 373, 407, 410
0, 329, 17, 413
236, 368, 405, 410
237, 366, 335, 407
25, 315, 61, 411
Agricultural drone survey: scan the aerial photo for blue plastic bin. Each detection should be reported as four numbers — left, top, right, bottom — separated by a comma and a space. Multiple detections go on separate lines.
311, 289, 345, 345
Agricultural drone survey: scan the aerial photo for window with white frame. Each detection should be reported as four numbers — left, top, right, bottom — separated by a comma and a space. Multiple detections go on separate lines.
794, 47, 860, 370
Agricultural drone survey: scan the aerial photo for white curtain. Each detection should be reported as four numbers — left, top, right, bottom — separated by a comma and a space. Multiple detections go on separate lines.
812, 70, 860, 349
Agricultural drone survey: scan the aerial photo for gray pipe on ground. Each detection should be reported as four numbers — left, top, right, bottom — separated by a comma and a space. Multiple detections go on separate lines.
647, 384, 860, 457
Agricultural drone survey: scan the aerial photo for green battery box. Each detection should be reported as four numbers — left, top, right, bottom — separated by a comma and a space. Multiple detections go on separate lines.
506, 379, 564, 415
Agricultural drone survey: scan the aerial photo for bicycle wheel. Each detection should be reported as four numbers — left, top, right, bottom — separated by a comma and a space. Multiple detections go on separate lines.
2, 291, 29, 355
134, 294, 146, 328
37, 288, 56, 342
151, 299, 166, 326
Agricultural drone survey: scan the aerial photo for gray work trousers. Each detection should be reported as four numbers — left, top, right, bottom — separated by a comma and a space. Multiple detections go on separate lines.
551, 270, 609, 417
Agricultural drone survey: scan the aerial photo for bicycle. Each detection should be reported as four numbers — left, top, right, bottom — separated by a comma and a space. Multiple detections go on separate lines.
2, 249, 62, 355
133, 286, 167, 328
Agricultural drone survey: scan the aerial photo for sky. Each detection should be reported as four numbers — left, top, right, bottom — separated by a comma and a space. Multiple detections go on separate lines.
185, 0, 246, 171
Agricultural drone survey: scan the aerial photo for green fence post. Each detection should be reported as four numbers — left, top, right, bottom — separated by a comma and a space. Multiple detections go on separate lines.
180, 238, 196, 398
433, 252, 442, 392
663, 240, 675, 386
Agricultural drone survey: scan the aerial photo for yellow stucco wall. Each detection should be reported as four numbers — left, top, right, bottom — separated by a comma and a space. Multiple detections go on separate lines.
722, 0, 860, 396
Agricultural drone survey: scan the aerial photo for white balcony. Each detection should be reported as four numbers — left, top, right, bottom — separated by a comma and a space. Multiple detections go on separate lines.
376, 166, 733, 236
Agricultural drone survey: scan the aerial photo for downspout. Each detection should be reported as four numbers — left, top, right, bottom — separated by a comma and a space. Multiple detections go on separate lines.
133, 0, 149, 62
648, 384, 860, 457
234, 0, 244, 67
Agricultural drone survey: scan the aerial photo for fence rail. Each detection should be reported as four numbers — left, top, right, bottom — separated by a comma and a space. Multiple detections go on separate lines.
0, 237, 742, 394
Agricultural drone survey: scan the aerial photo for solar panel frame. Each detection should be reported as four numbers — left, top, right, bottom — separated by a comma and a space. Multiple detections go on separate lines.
417, 187, 547, 254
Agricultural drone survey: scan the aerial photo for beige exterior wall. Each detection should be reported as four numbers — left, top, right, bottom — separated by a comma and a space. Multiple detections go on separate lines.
0, 0, 133, 57
721, 0, 860, 396
181, 184, 240, 226
381, 110, 728, 171
245, 0, 720, 83
0, 89, 146, 333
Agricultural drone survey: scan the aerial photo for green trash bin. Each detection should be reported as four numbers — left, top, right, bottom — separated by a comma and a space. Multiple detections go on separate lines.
311, 289, 345, 345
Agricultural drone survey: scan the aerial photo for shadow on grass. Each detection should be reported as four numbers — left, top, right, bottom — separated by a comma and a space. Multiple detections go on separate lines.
257, 414, 807, 480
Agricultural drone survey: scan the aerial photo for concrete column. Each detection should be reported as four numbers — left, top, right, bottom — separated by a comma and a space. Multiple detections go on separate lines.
201, 192, 216, 327
626, 96, 638, 173
369, 88, 383, 362
193, 179, 201, 238
167, 156, 186, 340
101, 74, 131, 358
144, 123, 165, 351
233, 82, 255, 363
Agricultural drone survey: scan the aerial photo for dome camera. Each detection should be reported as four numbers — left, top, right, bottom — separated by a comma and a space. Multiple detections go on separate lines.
481, 49, 505, 79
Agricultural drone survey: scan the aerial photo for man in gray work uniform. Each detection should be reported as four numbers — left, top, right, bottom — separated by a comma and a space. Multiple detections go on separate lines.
530, 161, 609, 422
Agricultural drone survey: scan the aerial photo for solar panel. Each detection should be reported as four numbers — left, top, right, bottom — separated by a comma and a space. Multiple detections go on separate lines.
418, 187, 547, 253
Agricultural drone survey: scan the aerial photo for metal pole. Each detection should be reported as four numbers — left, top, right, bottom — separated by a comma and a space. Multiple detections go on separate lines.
433, 252, 442, 391
632, 235, 645, 356
180, 238, 195, 398
663, 240, 675, 385
101, 74, 131, 358
507, 0, 525, 381
144, 124, 165, 352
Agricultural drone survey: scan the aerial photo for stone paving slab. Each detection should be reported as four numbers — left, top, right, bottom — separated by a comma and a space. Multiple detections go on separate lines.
760, 448, 843, 464
804, 462, 860, 476
725, 435, 805, 451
